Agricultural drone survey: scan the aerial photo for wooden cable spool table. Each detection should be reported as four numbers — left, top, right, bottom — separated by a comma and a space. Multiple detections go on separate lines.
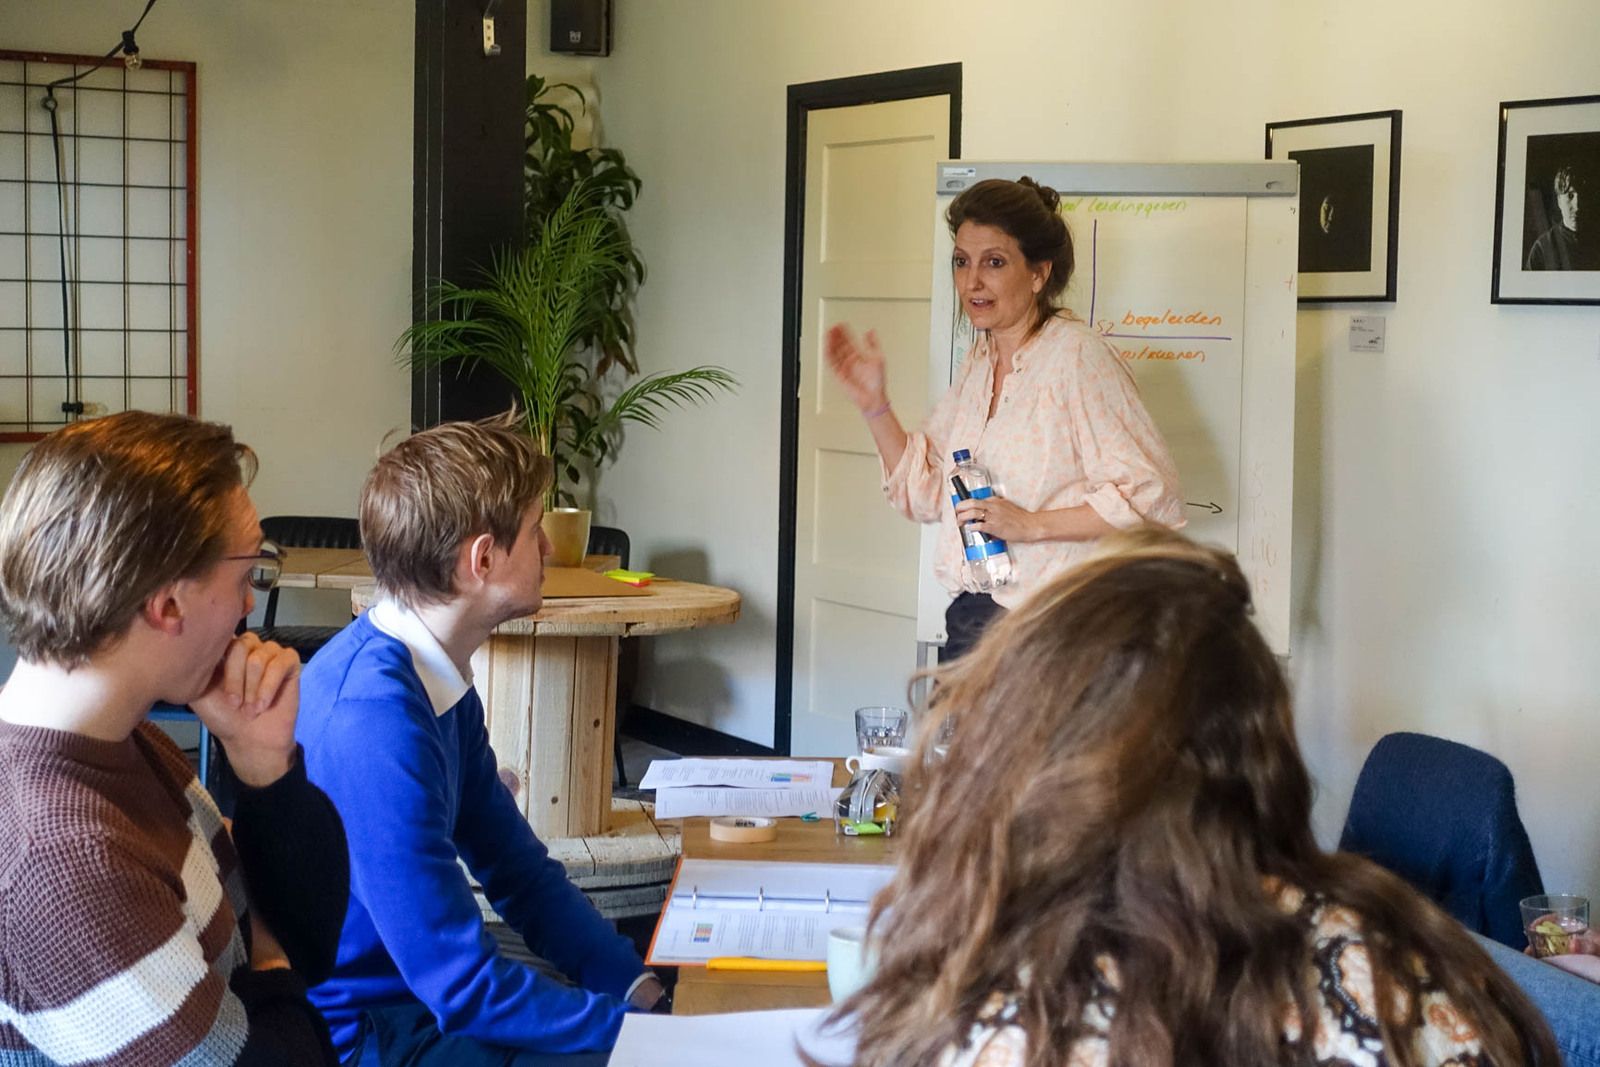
277, 548, 740, 917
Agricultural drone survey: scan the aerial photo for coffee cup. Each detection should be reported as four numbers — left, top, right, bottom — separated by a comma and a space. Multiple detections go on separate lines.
846, 745, 911, 776
826, 925, 876, 1001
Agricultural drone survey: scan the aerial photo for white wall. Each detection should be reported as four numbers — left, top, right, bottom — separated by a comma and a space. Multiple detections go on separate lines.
3, 0, 415, 641
532, 0, 1600, 895
4, 0, 416, 511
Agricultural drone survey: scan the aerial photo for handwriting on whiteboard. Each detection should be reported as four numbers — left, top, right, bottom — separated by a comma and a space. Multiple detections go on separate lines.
1118, 346, 1207, 363
1062, 197, 1189, 218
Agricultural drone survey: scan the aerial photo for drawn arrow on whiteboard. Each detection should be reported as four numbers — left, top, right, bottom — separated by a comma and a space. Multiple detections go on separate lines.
1186, 501, 1223, 514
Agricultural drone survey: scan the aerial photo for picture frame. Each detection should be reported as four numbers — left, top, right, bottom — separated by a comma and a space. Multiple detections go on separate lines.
1266, 109, 1402, 303
1491, 93, 1600, 305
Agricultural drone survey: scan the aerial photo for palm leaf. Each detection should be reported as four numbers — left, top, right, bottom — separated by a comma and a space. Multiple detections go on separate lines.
398, 179, 736, 506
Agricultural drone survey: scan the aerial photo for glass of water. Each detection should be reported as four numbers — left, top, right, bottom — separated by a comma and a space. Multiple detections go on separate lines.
1521, 894, 1590, 958
854, 706, 908, 754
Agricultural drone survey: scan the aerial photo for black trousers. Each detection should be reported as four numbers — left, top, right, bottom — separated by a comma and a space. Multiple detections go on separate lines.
942, 592, 1006, 663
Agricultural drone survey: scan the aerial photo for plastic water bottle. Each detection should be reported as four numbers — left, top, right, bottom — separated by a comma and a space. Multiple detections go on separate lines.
950, 449, 1013, 591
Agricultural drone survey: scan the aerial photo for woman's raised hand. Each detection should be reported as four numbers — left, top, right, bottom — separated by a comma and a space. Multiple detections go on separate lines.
824, 324, 889, 415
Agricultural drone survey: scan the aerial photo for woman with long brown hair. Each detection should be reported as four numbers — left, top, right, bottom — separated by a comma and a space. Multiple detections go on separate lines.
834, 528, 1556, 1066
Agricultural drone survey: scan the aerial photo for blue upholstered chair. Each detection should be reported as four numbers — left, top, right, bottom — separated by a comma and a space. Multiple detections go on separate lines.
1339, 731, 1544, 948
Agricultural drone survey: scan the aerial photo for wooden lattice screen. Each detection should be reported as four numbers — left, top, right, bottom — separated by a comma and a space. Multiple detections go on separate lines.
0, 49, 197, 442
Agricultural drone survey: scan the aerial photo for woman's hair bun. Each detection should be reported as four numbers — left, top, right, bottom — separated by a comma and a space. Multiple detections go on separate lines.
1017, 176, 1060, 213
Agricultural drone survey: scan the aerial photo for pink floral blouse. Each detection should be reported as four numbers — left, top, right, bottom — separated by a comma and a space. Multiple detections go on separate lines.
883, 314, 1184, 609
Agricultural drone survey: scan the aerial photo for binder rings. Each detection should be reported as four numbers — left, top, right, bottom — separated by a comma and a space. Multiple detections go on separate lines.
645, 858, 895, 966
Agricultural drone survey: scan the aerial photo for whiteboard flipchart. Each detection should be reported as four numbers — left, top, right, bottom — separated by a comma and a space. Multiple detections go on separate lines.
917, 162, 1299, 654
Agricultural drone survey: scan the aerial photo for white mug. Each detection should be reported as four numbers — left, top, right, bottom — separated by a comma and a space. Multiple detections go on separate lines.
826, 925, 876, 1001
846, 745, 911, 776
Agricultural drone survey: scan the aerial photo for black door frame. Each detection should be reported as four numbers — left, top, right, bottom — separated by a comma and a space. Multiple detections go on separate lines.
774, 63, 962, 755
412, 0, 527, 430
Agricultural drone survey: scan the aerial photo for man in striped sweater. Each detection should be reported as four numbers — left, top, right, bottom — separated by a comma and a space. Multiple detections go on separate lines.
0, 411, 350, 1065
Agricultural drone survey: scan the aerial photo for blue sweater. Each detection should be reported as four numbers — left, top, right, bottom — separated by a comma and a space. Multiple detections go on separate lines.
295, 610, 643, 1057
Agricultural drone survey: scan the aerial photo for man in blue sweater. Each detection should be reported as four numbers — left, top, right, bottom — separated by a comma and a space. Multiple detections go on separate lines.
296, 416, 662, 1065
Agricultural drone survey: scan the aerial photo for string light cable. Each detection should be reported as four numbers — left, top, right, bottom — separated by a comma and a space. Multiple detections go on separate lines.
40, 0, 160, 417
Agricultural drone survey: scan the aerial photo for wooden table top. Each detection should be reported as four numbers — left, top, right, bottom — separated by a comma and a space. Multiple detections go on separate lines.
277, 548, 737, 639
482, 579, 740, 638
340, 571, 740, 639
670, 760, 897, 1016
276, 548, 623, 591
273, 546, 365, 589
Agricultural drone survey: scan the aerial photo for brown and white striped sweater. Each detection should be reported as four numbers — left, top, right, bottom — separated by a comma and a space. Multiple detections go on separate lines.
0, 719, 343, 1066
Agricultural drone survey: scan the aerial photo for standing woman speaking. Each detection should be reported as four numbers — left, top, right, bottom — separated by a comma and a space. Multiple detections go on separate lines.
825, 177, 1185, 660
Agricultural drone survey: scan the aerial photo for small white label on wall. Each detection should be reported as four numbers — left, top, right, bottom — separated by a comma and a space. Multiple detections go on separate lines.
1349, 315, 1386, 353
939, 165, 978, 192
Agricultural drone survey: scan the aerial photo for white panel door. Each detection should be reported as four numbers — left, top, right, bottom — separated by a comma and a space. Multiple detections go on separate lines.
790, 95, 948, 757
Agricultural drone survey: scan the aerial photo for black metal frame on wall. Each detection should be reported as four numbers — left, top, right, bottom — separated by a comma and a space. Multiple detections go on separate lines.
0, 49, 197, 442
1491, 92, 1600, 306
774, 62, 961, 756
1265, 108, 1402, 304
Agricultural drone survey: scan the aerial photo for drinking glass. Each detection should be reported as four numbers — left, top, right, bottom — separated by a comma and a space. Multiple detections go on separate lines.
1520, 894, 1590, 958
853, 706, 908, 754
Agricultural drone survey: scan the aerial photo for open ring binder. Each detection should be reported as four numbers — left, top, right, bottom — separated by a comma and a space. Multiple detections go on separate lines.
647, 858, 895, 966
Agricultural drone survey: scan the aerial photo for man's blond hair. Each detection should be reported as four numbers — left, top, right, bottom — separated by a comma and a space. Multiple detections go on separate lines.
0, 411, 255, 667
361, 413, 554, 605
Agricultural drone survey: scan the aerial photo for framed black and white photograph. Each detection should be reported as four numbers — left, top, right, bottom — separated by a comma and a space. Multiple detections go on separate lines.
1492, 94, 1600, 305
1266, 110, 1402, 303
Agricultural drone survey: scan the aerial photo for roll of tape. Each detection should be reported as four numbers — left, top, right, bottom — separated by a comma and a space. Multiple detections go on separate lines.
709, 816, 778, 843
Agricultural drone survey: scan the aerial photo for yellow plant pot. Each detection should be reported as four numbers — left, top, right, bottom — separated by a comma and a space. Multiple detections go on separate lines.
542, 507, 591, 568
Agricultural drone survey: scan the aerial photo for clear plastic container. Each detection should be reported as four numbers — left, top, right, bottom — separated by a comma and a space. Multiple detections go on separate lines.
950, 449, 1013, 591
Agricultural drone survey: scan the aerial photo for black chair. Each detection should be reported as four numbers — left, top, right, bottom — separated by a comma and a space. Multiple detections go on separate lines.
253, 515, 362, 661
587, 525, 639, 787
1339, 732, 1544, 948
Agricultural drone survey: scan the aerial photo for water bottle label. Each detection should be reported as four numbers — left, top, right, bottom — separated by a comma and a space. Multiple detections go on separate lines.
964, 538, 1008, 560
949, 485, 995, 508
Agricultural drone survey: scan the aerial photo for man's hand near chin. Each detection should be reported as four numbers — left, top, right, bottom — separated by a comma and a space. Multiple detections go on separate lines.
190, 632, 302, 788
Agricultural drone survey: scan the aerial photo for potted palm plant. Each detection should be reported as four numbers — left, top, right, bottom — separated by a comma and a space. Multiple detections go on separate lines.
399, 77, 735, 565
399, 184, 735, 561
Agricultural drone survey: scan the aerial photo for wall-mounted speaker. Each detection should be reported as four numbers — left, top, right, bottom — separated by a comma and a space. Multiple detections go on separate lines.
550, 0, 611, 56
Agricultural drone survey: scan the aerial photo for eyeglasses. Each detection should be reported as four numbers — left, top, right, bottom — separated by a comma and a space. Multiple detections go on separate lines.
220, 539, 283, 592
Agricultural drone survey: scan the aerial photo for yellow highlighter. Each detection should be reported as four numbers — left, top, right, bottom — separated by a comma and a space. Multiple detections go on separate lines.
705, 957, 828, 973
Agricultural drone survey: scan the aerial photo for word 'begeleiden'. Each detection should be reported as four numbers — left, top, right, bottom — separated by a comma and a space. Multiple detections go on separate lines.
1122, 309, 1224, 329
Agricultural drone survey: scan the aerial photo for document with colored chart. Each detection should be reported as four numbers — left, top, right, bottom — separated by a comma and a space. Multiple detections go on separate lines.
641, 758, 842, 819
645, 859, 894, 966
638, 758, 835, 789
649, 785, 840, 820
